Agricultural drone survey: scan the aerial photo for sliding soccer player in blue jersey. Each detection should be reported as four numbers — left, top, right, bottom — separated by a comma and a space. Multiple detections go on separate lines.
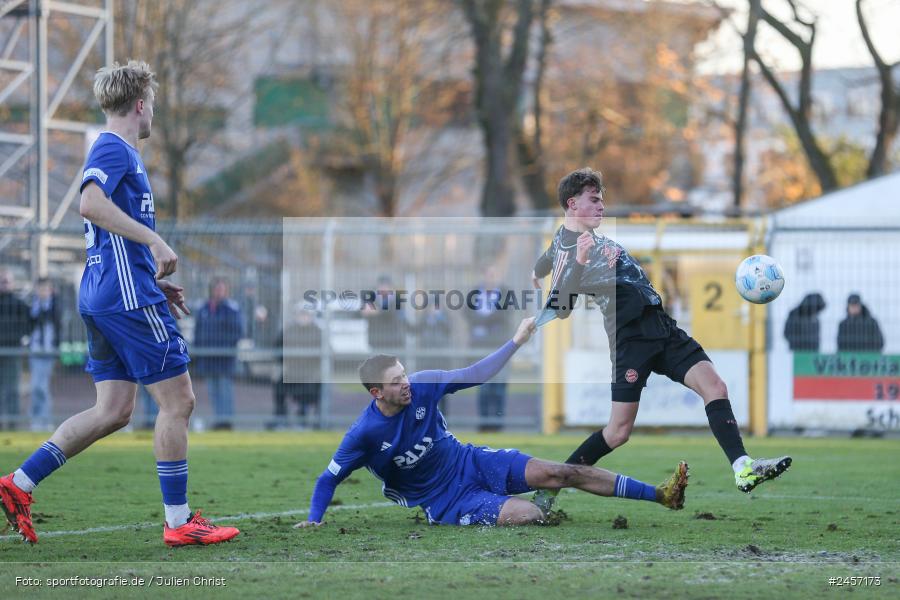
295, 318, 689, 528
0, 61, 238, 546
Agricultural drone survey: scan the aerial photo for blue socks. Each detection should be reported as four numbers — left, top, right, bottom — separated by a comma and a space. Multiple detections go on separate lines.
157, 460, 190, 528
614, 474, 657, 502
14, 441, 67, 492
157, 460, 188, 505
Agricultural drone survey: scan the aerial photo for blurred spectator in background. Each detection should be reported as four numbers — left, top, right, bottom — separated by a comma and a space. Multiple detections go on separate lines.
270, 305, 322, 430
362, 275, 407, 351
416, 303, 453, 415
240, 282, 273, 347
0, 269, 30, 430
194, 278, 243, 430
28, 277, 60, 431
465, 266, 511, 431
417, 303, 452, 368
838, 293, 884, 353
784, 293, 826, 352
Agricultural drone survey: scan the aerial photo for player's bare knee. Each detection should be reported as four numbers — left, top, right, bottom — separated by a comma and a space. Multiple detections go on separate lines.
160, 391, 195, 419
710, 378, 728, 399
524, 503, 546, 525
179, 391, 196, 416
500, 502, 545, 526
108, 404, 133, 431
605, 426, 631, 448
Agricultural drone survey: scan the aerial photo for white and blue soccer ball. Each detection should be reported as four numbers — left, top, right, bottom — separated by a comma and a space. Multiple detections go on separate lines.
735, 255, 784, 304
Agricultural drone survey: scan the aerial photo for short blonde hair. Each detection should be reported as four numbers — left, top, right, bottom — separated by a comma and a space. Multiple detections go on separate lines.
93, 60, 158, 116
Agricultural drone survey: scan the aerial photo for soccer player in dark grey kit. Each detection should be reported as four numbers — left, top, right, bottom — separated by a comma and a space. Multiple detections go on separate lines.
530, 167, 791, 512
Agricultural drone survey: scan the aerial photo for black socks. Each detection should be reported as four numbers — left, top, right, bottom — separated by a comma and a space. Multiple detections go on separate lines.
704, 398, 748, 465
565, 429, 613, 465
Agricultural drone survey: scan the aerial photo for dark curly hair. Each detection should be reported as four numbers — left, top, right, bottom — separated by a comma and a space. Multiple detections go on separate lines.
557, 167, 605, 210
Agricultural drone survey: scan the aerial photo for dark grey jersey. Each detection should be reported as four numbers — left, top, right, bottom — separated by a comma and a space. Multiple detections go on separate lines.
534, 226, 661, 332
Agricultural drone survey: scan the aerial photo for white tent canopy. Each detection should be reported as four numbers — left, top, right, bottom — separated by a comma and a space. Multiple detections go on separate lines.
773, 172, 900, 228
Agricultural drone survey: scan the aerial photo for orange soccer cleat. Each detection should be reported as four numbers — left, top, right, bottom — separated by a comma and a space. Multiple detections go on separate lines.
0, 473, 37, 543
163, 510, 240, 547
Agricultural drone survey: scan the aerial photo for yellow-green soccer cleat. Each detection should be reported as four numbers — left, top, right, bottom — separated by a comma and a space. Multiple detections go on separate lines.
735, 456, 792, 493
656, 461, 689, 510
531, 488, 559, 513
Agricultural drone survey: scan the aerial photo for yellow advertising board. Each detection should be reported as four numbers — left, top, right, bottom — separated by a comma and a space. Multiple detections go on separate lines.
686, 263, 749, 350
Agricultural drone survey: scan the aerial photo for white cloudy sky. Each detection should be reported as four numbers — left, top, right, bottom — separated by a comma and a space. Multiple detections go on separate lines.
692, 0, 900, 73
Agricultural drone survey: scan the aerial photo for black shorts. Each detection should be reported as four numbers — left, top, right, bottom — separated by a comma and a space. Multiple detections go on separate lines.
611, 306, 709, 403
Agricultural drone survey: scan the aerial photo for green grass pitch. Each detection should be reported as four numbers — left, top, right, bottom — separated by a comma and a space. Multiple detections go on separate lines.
1, 431, 898, 599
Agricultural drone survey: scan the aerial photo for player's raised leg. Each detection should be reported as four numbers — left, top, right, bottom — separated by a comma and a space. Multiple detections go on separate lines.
146, 370, 239, 546
526, 458, 688, 512
684, 361, 791, 492
1, 380, 138, 543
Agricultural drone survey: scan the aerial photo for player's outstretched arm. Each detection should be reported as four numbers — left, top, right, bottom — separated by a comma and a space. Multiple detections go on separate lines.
437, 317, 536, 394
294, 433, 368, 528
512, 317, 537, 346
80, 182, 177, 278
294, 469, 339, 527
532, 246, 554, 287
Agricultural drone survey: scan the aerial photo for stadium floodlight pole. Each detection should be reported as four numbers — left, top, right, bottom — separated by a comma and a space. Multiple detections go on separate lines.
0, 1, 34, 224
34, 0, 47, 278
9, 0, 115, 279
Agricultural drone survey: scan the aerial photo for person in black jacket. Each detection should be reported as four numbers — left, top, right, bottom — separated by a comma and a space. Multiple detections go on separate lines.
784, 293, 826, 352
270, 306, 322, 429
838, 293, 884, 352
194, 278, 243, 430
0, 270, 31, 430
530, 168, 790, 512
362, 275, 408, 351
464, 266, 512, 431
28, 278, 61, 430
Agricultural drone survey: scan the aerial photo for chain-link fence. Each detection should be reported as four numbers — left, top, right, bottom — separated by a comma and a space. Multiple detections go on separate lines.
0, 220, 553, 432
767, 216, 900, 432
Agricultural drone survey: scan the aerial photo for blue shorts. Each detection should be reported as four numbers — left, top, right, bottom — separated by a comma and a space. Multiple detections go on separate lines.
82, 301, 190, 385
423, 445, 533, 526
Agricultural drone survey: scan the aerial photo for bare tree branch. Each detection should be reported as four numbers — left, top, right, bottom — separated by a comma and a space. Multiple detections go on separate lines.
516, 0, 553, 211
753, 1, 837, 191
857, 0, 899, 177
733, 0, 760, 210
459, 0, 536, 216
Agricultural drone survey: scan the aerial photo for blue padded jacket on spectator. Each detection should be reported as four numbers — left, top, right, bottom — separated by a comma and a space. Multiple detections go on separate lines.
193, 299, 243, 376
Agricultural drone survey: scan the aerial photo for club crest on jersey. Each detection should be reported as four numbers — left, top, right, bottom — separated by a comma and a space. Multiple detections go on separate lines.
601, 242, 622, 268
393, 436, 433, 469
625, 368, 638, 384
416, 407, 426, 420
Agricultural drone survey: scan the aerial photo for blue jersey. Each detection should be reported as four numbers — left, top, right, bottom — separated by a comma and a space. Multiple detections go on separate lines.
327, 370, 467, 508
308, 341, 520, 521
79, 132, 165, 315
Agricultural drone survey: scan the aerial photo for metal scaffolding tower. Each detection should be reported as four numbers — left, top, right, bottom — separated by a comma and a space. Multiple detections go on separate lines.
0, 0, 113, 277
